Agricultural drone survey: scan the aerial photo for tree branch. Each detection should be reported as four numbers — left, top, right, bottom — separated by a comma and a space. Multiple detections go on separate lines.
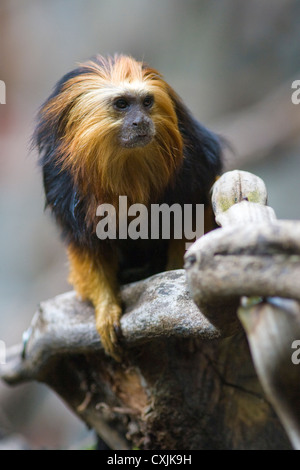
1, 270, 219, 386
1, 169, 298, 450
185, 169, 300, 449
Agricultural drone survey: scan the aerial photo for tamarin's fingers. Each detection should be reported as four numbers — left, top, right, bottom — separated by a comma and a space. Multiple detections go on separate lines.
95, 302, 123, 362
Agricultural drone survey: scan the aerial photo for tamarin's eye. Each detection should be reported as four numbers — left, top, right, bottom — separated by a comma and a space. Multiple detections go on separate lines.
114, 98, 129, 110
143, 95, 154, 108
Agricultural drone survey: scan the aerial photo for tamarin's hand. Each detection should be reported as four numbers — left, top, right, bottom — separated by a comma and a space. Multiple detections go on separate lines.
33, 54, 222, 360
67, 245, 123, 361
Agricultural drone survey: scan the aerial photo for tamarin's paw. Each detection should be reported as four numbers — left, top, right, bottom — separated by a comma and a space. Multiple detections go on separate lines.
95, 303, 123, 362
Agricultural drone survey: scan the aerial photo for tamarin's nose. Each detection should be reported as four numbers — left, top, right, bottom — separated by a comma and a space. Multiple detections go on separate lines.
132, 113, 151, 129
132, 117, 144, 127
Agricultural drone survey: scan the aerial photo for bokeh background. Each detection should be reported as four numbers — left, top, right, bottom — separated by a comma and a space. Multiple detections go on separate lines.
1, 0, 300, 449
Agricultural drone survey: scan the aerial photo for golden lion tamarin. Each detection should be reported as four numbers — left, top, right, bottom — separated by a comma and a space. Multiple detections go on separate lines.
33, 54, 222, 360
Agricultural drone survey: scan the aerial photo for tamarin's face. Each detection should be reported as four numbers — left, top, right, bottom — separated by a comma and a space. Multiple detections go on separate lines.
37, 55, 184, 204
111, 92, 155, 148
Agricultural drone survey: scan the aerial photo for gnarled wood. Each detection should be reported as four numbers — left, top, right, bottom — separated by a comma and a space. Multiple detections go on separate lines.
1, 169, 297, 450
185, 169, 300, 449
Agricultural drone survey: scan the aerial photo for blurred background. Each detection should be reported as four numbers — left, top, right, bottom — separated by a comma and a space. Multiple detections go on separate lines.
0, 0, 300, 449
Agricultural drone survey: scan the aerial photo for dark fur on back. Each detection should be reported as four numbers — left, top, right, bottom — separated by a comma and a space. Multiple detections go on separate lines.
33, 55, 222, 283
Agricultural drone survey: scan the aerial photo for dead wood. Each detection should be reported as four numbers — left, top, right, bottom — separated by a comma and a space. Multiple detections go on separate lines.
1, 169, 298, 450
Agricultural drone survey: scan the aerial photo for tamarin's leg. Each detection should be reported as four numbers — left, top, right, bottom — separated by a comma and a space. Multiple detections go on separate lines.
166, 238, 186, 270
166, 204, 217, 270
67, 245, 122, 361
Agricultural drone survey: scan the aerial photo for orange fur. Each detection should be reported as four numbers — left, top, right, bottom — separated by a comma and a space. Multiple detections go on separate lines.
40, 54, 186, 360
37, 55, 222, 361
42, 55, 183, 217
67, 244, 122, 360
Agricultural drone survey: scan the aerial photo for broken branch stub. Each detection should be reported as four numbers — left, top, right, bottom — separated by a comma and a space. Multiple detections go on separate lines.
238, 298, 300, 450
185, 170, 300, 332
185, 169, 300, 449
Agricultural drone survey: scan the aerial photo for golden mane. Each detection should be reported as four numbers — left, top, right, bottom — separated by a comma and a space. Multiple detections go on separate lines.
41, 55, 184, 211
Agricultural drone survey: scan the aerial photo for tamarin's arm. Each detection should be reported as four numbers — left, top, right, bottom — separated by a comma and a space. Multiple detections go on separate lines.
67, 245, 122, 361
166, 238, 186, 270
166, 205, 217, 270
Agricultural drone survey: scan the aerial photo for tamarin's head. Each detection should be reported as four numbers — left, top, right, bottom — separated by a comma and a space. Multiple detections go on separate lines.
35, 54, 184, 205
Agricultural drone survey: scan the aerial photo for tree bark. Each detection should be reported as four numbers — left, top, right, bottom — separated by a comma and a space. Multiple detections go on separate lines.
185, 170, 300, 449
